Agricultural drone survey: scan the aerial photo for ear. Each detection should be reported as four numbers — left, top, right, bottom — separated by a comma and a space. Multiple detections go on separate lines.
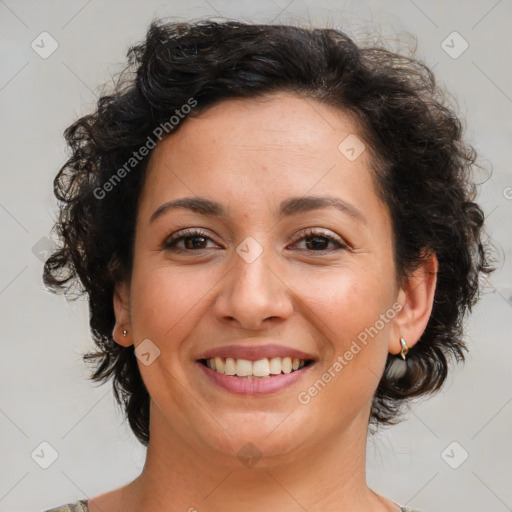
112, 280, 133, 347
388, 251, 438, 355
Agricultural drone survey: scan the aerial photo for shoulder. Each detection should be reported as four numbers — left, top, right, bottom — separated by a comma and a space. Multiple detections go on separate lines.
44, 500, 88, 512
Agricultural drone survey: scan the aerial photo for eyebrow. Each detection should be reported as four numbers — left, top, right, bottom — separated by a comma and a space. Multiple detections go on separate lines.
149, 195, 367, 225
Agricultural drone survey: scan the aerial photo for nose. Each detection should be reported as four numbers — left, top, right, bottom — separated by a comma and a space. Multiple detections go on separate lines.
212, 246, 294, 331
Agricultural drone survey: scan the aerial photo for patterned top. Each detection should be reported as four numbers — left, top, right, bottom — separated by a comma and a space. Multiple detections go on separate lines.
45, 502, 88, 512
43, 499, 420, 511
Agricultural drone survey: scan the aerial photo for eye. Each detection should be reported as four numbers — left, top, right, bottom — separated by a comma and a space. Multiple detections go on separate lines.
289, 228, 347, 253
161, 227, 347, 254
161, 229, 220, 252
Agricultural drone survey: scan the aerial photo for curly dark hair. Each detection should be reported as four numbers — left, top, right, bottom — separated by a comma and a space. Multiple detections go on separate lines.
43, 19, 493, 447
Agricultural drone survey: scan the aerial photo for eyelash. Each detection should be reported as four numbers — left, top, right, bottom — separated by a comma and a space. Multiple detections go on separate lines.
161, 228, 347, 254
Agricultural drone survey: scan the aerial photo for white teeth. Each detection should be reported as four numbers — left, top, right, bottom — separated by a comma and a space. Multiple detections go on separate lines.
269, 357, 282, 375
252, 358, 270, 377
235, 358, 253, 377
224, 357, 236, 375
281, 357, 292, 374
204, 356, 309, 377
214, 357, 225, 373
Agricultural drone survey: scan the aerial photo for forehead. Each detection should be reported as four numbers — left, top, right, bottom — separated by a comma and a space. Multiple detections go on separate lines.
139, 93, 386, 226
154, 93, 363, 164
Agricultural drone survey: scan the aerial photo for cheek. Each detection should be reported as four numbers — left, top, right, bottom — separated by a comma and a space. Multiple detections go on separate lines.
294, 264, 393, 344
294, 267, 393, 409
126, 262, 213, 415
129, 261, 214, 341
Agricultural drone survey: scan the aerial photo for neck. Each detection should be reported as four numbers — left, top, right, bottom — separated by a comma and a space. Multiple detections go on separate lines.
117, 401, 397, 512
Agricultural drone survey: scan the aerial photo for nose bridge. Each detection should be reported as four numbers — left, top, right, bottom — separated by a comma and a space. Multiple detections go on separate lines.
213, 236, 293, 329
234, 240, 273, 292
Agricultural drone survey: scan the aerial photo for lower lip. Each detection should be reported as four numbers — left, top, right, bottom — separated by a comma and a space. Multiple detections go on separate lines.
197, 362, 314, 395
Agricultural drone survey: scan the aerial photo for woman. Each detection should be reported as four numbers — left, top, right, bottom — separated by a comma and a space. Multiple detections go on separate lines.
43, 19, 491, 512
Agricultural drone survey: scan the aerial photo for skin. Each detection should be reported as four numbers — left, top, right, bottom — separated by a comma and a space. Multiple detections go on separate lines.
88, 92, 437, 512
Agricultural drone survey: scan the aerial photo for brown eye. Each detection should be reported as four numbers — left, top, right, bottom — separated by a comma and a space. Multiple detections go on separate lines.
162, 229, 219, 252
291, 228, 347, 253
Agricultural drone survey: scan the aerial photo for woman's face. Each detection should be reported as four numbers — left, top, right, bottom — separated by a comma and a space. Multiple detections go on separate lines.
118, 92, 406, 464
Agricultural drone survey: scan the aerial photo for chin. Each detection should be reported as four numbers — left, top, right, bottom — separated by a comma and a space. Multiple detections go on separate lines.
196, 411, 317, 467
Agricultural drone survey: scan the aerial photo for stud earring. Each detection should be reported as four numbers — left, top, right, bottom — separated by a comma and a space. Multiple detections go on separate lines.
123, 329, 127, 337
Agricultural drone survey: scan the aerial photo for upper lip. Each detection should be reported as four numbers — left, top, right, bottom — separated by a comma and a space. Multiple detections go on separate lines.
196, 343, 317, 362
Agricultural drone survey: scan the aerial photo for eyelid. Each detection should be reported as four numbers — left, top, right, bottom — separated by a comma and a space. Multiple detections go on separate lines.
292, 226, 343, 242
289, 227, 348, 251
160, 227, 220, 251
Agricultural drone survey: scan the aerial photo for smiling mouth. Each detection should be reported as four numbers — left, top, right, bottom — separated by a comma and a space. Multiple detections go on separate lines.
198, 356, 315, 379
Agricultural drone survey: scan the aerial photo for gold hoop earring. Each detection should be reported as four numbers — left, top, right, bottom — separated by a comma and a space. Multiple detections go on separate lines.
399, 337, 408, 360
386, 337, 409, 379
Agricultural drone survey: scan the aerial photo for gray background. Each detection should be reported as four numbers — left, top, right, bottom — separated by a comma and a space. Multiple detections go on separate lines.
1, 1, 511, 511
